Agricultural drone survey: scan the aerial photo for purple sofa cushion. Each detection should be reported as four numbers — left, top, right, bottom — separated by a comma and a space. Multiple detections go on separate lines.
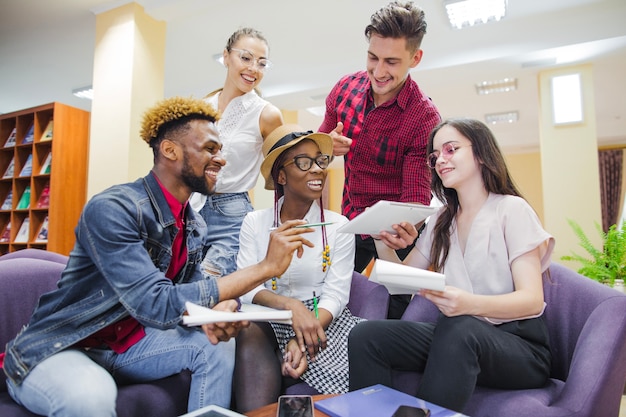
0, 252, 192, 417
0, 258, 64, 393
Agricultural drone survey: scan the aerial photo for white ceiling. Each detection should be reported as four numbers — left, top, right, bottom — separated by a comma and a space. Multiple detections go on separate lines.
1, 0, 625, 153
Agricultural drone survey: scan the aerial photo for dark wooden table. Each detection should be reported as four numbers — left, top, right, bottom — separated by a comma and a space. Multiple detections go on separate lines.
245, 394, 335, 417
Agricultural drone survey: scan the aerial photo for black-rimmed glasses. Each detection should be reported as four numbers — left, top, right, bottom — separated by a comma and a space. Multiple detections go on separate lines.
229, 48, 272, 72
283, 154, 331, 171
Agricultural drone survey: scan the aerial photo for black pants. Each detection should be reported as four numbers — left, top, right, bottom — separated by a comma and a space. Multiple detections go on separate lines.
348, 315, 551, 412
354, 235, 415, 319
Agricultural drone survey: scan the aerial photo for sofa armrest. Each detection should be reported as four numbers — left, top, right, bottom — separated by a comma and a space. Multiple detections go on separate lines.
551, 296, 626, 416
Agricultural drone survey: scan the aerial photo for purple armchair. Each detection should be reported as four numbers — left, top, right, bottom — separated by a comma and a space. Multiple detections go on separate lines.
392, 262, 626, 417
284, 271, 390, 395
0, 250, 191, 417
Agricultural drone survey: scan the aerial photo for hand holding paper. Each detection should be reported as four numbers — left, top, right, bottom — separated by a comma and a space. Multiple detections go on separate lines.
183, 301, 293, 326
337, 201, 438, 236
369, 259, 445, 295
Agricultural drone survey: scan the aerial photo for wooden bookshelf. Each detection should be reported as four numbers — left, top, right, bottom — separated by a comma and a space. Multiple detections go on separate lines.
0, 102, 89, 255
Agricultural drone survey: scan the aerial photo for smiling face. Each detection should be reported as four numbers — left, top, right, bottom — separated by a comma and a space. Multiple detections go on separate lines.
178, 120, 224, 196
366, 34, 422, 105
431, 125, 481, 191
223, 36, 269, 94
277, 139, 328, 203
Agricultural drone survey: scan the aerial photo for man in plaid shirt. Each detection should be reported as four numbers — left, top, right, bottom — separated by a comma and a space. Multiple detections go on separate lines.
319, 1, 440, 317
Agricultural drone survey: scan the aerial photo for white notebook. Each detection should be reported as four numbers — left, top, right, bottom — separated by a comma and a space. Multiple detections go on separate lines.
337, 200, 438, 235
369, 259, 446, 294
182, 302, 292, 326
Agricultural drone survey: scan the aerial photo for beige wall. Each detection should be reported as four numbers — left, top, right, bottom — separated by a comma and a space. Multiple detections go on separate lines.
88, 4, 165, 198
539, 64, 603, 267
505, 152, 544, 223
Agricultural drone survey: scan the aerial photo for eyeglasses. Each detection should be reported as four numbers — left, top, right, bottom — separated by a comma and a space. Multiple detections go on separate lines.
229, 48, 272, 72
427, 143, 471, 169
283, 154, 331, 171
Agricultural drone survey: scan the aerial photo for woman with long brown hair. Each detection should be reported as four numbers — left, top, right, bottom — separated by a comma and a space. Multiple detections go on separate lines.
348, 118, 555, 413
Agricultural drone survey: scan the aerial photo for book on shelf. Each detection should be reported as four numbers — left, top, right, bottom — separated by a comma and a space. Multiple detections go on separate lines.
16, 186, 31, 210
3, 158, 15, 179
39, 151, 52, 175
4, 127, 17, 147
13, 218, 30, 243
1, 190, 13, 210
19, 154, 33, 176
36, 182, 50, 208
182, 301, 293, 326
369, 259, 446, 295
40, 119, 53, 142
0, 222, 11, 243
22, 124, 35, 144
35, 216, 49, 242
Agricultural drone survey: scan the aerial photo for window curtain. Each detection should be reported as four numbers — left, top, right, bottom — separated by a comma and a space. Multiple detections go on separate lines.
598, 149, 624, 232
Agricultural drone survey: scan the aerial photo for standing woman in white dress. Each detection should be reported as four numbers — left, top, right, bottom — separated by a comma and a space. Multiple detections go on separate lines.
349, 118, 555, 413
190, 27, 283, 278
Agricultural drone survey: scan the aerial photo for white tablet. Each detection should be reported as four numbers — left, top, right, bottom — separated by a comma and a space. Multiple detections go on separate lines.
337, 200, 438, 235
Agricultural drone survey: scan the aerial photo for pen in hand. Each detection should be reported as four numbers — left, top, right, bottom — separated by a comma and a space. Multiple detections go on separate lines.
313, 291, 319, 319
269, 222, 335, 231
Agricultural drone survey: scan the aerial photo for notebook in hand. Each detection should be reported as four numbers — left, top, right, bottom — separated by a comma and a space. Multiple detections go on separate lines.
336, 201, 438, 236
182, 302, 292, 326
314, 385, 467, 417
369, 259, 446, 294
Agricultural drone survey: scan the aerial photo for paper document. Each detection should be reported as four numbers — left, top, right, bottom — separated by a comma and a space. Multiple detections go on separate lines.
369, 259, 446, 294
337, 200, 438, 235
183, 302, 293, 326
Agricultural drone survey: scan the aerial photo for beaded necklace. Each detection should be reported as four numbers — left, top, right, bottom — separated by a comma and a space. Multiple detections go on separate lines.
271, 194, 330, 291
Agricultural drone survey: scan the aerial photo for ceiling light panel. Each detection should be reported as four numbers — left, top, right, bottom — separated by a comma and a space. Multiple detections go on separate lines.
444, 0, 507, 29
475, 77, 517, 95
485, 111, 518, 124
72, 86, 93, 100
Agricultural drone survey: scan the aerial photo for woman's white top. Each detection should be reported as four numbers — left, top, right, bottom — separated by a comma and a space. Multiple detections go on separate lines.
237, 198, 355, 319
208, 90, 269, 193
415, 193, 555, 324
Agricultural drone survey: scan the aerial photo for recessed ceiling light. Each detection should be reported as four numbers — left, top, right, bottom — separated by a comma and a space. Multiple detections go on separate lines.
444, 0, 507, 30
485, 111, 518, 124
475, 77, 517, 95
72, 86, 93, 100
213, 53, 224, 65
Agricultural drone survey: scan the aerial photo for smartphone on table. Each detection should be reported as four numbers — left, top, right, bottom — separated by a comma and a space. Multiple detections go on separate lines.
276, 395, 314, 417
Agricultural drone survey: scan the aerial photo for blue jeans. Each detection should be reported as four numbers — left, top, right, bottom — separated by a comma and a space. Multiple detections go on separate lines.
199, 192, 253, 278
7, 326, 235, 416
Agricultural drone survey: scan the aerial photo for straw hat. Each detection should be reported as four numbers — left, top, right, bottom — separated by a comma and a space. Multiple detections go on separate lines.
260, 124, 333, 190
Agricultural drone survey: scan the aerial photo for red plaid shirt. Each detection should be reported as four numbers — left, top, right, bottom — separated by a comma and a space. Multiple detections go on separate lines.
319, 71, 440, 220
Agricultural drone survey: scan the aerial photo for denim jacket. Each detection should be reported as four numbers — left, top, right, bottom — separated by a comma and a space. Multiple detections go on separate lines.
3, 172, 220, 385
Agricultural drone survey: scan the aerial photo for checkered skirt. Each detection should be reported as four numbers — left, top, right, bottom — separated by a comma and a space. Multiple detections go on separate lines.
270, 299, 366, 394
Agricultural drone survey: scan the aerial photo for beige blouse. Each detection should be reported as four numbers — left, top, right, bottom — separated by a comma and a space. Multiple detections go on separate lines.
415, 193, 555, 323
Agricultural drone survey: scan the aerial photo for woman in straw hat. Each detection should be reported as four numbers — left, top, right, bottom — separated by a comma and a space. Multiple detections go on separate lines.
233, 124, 362, 412
189, 27, 283, 280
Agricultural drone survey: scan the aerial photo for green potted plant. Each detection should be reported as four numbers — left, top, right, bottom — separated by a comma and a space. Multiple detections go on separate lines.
561, 219, 626, 288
